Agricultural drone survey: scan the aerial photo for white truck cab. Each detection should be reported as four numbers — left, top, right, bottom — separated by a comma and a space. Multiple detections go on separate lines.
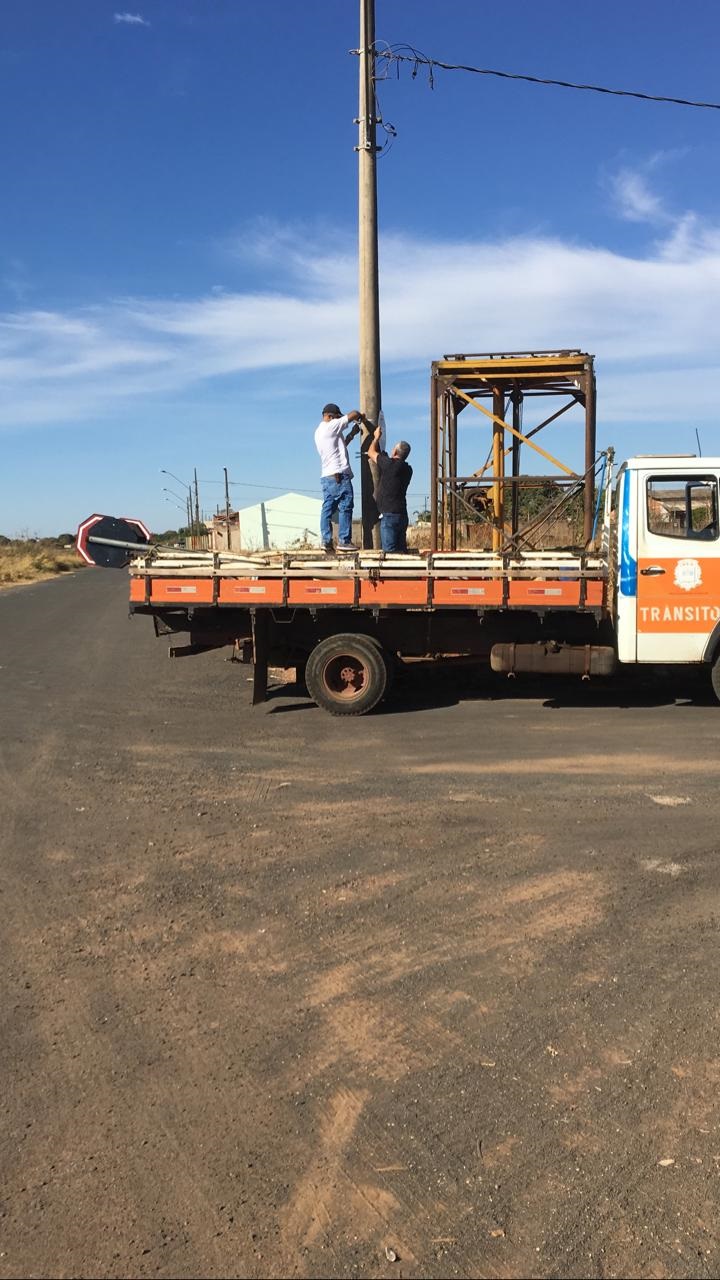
616, 456, 720, 666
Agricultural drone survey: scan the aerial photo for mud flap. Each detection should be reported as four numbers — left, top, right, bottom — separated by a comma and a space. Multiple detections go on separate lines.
252, 610, 269, 706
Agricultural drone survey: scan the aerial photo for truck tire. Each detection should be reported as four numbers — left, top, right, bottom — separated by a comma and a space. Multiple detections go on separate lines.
305, 633, 388, 716
712, 656, 720, 705
363, 633, 396, 694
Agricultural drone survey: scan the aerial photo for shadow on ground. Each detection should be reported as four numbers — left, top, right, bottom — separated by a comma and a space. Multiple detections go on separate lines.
266, 662, 717, 716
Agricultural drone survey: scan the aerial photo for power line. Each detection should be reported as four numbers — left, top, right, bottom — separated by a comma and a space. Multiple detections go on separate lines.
199, 477, 427, 503
200, 479, 324, 495
360, 44, 720, 112
199, 496, 428, 521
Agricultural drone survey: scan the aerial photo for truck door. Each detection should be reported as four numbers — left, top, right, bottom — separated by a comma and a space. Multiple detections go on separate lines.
636, 467, 720, 662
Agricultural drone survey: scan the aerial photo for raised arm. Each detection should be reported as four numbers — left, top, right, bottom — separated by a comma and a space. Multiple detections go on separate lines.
341, 409, 366, 446
368, 424, 383, 462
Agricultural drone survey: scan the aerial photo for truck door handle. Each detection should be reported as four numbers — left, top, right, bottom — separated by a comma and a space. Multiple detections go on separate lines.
641, 565, 666, 576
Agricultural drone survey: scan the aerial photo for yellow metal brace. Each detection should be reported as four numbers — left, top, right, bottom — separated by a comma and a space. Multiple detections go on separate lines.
437, 355, 586, 372
448, 385, 576, 477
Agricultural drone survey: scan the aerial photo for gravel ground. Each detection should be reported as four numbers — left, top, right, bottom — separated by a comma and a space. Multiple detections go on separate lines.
1, 569, 720, 1279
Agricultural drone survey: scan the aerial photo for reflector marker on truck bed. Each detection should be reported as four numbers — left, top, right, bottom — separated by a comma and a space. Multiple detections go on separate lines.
218, 580, 285, 604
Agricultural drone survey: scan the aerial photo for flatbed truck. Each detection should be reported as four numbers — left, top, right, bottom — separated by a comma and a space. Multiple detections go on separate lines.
77, 452, 720, 716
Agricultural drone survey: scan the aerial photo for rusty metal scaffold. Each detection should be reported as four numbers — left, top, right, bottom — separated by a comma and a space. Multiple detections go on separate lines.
430, 350, 597, 552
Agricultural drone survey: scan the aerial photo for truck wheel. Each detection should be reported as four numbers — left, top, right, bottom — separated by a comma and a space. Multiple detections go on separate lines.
306, 634, 388, 716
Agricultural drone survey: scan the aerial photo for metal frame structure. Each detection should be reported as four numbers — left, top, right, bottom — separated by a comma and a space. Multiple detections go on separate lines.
430, 350, 597, 551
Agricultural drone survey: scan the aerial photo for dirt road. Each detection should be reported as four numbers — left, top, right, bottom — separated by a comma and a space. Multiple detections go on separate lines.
2, 570, 720, 1279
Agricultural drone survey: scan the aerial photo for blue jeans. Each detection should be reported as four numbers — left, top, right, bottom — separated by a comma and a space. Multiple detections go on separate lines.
320, 474, 354, 545
380, 512, 408, 553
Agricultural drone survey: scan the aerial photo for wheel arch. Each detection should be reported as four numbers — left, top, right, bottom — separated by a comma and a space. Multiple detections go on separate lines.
702, 619, 720, 663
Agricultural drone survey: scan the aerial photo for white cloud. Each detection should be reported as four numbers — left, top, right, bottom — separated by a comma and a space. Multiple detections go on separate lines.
607, 159, 720, 267
113, 12, 150, 27
1, 211, 720, 440
610, 167, 669, 224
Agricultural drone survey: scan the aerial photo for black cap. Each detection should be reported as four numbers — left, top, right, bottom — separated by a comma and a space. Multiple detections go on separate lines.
322, 403, 342, 417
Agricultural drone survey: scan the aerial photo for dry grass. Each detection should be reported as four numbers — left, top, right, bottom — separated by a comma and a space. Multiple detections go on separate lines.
408, 517, 584, 552
0, 541, 81, 587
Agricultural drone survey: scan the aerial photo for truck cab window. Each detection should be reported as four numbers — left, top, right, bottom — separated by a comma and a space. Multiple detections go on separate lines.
646, 477, 718, 541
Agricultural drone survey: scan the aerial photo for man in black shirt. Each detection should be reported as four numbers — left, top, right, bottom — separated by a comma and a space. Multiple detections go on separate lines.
369, 425, 413, 553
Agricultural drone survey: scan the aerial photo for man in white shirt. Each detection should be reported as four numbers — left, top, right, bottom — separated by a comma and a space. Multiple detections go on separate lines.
314, 403, 364, 553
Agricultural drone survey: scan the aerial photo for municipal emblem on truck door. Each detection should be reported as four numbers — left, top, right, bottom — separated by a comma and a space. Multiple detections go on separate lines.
674, 558, 703, 592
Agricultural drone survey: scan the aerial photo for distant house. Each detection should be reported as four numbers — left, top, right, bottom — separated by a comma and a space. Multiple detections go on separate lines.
210, 492, 322, 552
206, 510, 240, 552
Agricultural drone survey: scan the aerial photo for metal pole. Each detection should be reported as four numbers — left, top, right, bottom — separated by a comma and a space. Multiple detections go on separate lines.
187, 493, 193, 549
511, 389, 521, 537
492, 386, 505, 551
224, 467, 232, 550
358, 0, 381, 549
193, 468, 201, 538
430, 370, 439, 551
88, 534, 154, 552
584, 360, 597, 544
441, 393, 448, 548
449, 398, 458, 551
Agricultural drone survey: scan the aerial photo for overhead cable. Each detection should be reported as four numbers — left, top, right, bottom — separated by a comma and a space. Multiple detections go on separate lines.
354, 44, 720, 112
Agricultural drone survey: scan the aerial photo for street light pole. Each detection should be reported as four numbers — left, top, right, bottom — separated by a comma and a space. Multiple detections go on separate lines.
358, 0, 381, 549
161, 469, 195, 547
162, 486, 187, 504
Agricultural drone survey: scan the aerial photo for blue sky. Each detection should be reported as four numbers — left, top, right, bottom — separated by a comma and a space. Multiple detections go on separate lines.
1, 0, 719, 536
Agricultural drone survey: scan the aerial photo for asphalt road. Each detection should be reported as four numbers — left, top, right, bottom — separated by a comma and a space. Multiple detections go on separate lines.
2, 569, 720, 1280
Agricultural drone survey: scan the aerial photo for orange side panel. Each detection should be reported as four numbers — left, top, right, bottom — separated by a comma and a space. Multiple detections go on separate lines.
509, 579, 581, 607
150, 578, 215, 604
637, 557, 720, 633
135, 572, 607, 612
585, 580, 606, 607
432, 579, 504, 606
218, 578, 284, 605
359, 578, 428, 606
288, 578, 356, 606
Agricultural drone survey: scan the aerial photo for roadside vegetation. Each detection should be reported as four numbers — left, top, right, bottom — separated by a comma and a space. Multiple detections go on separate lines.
0, 535, 81, 586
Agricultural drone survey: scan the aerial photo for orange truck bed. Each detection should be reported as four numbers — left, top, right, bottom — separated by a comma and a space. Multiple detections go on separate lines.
129, 548, 609, 613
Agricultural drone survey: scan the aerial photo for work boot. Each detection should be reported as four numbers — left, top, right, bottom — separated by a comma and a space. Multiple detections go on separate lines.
323, 542, 335, 556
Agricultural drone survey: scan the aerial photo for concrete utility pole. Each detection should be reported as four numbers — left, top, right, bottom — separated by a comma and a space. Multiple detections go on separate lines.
358, 0, 381, 548
223, 467, 232, 550
193, 468, 201, 540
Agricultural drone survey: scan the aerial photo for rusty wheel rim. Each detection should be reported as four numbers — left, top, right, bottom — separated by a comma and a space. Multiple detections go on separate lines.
320, 653, 369, 701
